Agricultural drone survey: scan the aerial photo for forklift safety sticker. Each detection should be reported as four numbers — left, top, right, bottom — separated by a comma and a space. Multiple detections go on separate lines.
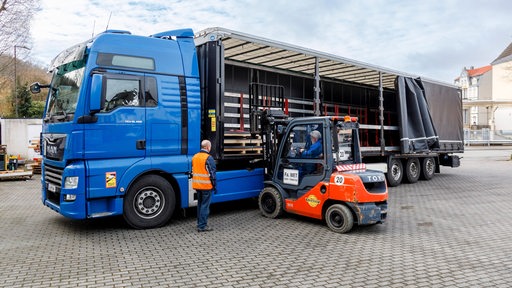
334, 175, 344, 185
283, 168, 299, 185
106, 172, 117, 188
306, 195, 321, 207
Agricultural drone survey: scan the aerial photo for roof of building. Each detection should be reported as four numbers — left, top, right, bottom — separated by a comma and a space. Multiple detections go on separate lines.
467, 65, 492, 77
492, 42, 512, 65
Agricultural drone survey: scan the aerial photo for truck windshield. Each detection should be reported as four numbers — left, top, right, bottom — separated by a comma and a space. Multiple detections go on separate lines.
45, 60, 85, 123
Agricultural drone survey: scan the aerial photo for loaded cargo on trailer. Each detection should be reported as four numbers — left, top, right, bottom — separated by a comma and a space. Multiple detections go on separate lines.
31, 27, 461, 229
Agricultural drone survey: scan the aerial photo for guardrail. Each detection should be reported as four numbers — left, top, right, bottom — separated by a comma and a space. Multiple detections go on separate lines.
464, 128, 512, 146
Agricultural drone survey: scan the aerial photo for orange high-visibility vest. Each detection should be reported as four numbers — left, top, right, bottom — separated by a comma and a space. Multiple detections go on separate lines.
192, 152, 213, 190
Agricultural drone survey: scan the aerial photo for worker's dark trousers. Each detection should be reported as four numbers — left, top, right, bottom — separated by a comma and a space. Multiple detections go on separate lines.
196, 189, 213, 230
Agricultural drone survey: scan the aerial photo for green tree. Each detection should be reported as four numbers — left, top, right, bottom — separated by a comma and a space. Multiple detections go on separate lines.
15, 82, 31, 117
12, 82, 43, 118
28, 100, 45, 118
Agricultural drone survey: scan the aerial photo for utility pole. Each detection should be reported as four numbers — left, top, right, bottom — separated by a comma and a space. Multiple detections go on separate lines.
14, 45, 31, 118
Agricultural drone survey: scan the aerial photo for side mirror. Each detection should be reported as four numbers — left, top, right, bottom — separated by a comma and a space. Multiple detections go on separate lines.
90, 74, 104, 113
30, 82, 41, 94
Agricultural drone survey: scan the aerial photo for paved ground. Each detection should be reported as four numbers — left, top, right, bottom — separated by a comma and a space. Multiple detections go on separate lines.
1, 147, 512, 287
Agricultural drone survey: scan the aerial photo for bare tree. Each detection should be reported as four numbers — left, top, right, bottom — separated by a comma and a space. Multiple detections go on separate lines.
0, 0, 40, 110
0, 0, 40, 57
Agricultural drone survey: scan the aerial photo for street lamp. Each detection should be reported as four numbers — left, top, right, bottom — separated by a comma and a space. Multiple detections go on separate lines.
14, 45, 31, 118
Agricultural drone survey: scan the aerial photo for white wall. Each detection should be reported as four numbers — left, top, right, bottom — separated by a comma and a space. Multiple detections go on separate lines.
0, 118, 42, 159
494, 108, 512, 132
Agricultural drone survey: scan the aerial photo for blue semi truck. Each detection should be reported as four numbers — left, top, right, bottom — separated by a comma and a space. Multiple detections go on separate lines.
32, 27, 461, 229
30, 28, 268, 229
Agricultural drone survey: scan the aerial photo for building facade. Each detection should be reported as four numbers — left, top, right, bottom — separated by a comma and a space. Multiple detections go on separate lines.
455, 42, 512, 138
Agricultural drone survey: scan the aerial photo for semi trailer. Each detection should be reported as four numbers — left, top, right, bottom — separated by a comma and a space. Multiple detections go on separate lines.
31, 27, 461, 229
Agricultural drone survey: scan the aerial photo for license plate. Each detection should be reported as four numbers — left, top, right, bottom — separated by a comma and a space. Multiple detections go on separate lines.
48, 183, 57, 192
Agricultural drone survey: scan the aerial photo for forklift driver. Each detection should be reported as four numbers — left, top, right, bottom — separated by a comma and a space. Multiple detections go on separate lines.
299, 130, 323, 158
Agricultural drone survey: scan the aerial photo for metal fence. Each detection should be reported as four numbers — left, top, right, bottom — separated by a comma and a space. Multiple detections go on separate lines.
464, 129, 512, 146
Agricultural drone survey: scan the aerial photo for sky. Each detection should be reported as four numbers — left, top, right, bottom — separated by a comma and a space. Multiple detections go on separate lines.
29, 0, 512, 84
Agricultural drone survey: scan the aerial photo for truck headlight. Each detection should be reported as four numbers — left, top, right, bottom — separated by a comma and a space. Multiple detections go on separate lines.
64, 176, 79, 189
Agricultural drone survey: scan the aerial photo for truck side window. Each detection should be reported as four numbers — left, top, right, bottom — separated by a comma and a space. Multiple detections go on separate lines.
102, 78, 142, 112
144, 77, 158, 107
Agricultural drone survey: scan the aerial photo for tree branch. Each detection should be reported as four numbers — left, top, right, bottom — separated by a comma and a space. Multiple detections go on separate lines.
0, 0, 7, 13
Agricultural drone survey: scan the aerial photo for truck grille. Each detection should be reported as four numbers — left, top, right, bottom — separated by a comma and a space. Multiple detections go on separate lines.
44, 164, 64, 205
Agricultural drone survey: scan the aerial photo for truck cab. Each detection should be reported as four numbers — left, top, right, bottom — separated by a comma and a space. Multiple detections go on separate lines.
30, 29, 264, 229
258, 113, 388, 233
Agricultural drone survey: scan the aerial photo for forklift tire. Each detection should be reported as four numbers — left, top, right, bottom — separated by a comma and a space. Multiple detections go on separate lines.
405, 158, 420, 183
387, 158, 403, 187
420, 157, 435, 180
325, 204, 354, 233
258, 187, 284, 219
123, 175, 175, 229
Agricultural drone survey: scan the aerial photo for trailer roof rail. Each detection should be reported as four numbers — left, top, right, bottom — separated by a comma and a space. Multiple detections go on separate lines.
195, 27, 456, 90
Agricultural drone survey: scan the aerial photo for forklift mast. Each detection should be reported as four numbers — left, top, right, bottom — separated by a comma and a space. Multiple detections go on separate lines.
249, 83, 289, 175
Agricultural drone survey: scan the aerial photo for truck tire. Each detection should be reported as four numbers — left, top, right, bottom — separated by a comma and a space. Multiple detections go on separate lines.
387, 158, 403, 187
325, 204, 354, 233
123, 175, 175, 229
420, 157, 435, 180
405, 158, 420, 183
258, 187, 283, 219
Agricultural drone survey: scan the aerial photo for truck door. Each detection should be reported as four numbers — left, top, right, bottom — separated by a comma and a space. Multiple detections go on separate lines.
274, 122, 327, 198
144, 75, 185, 157
84, 73, 146, 195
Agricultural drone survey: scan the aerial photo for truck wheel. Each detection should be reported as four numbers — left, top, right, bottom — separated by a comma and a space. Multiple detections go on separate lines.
420, 157, 435, 180
325, 204, 354, 233
405, 158, 420, 183
387, 158, 403, 187
123, 175, 175, 229
258, 187, 283, 219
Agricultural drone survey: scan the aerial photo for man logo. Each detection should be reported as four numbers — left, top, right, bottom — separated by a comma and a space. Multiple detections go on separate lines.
46, 144, 58, 157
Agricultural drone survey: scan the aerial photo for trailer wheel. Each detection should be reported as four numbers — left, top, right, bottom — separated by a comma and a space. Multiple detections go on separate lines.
123, 175, 175, 229
387, 158, 403, 187
258, 187, 283, 219
420, 157, 435, 180
325, 204, 354, 233
405, 158, 420, 183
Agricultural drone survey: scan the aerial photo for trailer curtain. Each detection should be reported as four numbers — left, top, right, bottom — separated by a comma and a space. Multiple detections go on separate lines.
395, 77, 439, 153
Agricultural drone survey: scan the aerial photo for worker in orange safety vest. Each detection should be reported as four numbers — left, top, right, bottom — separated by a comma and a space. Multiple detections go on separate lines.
191, 140, 216, 232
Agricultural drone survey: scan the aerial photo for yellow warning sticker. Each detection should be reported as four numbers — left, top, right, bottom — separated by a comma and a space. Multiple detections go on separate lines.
211, 117, 217, 132
106, 172, 117, 188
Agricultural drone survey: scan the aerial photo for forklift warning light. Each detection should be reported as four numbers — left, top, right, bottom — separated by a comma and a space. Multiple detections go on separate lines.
344, 115, 358, 122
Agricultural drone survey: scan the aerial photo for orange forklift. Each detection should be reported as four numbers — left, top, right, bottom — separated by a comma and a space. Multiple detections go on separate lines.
251, 85, 388, 233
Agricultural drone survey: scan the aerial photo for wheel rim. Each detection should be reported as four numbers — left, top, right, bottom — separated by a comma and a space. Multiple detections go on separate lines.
134, 187, 165, 219
391, 163, 401, 180
329, 210, 345, 228
410, 162, 419, 178
261, 194, 276, 214
425, 158, 434, 175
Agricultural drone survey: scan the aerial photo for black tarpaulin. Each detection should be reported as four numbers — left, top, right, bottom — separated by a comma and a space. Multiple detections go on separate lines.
422, 80, 464, 152
396, 77, 439, 154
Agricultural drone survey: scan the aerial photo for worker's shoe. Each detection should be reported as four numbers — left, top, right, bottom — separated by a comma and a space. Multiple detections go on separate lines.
197, 226, 213, 232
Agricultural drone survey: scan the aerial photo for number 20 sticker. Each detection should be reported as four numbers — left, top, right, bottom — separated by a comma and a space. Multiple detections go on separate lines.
334, 175, 344, 185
